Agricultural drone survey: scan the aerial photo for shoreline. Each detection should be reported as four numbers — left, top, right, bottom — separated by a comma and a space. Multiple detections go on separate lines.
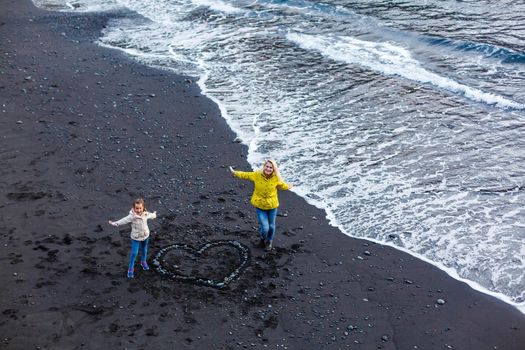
1, 1, 524, 349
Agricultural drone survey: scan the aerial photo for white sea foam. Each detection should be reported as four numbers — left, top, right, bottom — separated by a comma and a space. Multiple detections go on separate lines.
191, 0, 244, 14
33, 0, 123, 12
287, 32, 525, 110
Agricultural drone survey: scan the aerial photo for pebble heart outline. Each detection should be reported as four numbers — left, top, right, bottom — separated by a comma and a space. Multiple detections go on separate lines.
152, 240, 251, 289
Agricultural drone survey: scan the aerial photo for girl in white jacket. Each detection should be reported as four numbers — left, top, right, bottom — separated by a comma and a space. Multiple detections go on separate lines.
109, 198, 157, 278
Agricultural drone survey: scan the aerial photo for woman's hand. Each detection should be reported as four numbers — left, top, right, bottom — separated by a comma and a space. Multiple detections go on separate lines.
229, 166, 235, 176
108, 220, 117, 226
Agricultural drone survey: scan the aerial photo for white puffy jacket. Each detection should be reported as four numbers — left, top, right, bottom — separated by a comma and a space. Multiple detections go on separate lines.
112, 209, 157, 241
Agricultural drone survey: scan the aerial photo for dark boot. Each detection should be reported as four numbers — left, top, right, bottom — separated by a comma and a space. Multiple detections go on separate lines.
264, 240, 273, 252
258, 238, 266, 248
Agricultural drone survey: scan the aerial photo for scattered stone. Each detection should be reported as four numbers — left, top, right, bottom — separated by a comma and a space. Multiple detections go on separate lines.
436, 299, 446, 305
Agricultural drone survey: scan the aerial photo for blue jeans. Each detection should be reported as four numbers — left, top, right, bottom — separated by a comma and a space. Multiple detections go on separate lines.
128, 238, 149, 270
256, 208, 278, 242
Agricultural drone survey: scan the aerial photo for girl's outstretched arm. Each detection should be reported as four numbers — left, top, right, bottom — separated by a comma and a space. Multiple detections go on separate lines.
109, 214, 133, 227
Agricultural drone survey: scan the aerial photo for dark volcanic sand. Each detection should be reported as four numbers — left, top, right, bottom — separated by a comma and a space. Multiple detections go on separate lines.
1, 1, 524, 349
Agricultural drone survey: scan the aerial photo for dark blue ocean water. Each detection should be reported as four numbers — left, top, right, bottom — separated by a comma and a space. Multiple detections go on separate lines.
34, 0, 525, 312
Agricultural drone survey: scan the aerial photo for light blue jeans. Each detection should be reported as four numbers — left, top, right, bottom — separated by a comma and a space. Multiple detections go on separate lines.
256, 208, 278, 242
128, 238, 149, 270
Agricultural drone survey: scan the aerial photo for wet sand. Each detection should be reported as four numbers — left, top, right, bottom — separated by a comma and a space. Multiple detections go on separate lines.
1, 1, 524, 349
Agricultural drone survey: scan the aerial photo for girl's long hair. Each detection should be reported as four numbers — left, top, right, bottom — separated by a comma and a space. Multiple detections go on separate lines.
262, 159, 283, 182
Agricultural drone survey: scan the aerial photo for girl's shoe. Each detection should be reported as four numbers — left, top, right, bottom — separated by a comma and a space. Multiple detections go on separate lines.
127, 269, 134, 279
141, 261, 149, 271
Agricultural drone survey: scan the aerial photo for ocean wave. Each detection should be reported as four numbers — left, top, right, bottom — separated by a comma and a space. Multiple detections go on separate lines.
33, 0, 123, 12
424, 36, 525, 64
287, 32, 525, 110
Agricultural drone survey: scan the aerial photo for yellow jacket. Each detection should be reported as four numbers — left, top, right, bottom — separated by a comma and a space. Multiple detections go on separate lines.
234, 170, 290, 210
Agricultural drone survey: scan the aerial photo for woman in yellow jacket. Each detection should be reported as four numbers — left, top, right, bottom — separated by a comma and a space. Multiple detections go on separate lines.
230, 159, 293, 251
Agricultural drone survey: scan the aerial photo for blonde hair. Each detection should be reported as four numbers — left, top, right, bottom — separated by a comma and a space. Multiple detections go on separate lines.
262, 159, 283, 182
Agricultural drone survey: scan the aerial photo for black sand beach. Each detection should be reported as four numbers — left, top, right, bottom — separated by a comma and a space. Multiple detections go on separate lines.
1, 0, 524, 349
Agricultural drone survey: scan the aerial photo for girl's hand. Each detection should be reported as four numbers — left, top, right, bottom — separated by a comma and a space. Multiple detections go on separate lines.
108, 220, 116, 226
229, 166, 235, 175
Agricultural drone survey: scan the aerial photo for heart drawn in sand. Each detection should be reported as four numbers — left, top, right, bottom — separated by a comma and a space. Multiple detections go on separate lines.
152, 240, 250, 288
